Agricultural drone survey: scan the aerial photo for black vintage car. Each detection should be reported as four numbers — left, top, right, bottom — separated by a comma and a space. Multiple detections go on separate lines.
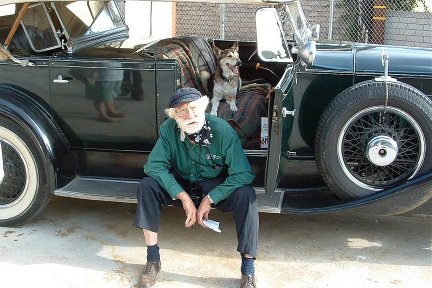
0, 0, 431, 226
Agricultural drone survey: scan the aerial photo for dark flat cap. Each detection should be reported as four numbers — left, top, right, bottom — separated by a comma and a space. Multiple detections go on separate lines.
169, 87, 202, 108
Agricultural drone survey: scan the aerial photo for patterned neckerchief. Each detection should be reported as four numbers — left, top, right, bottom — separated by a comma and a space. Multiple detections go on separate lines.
180, 120, 213, 147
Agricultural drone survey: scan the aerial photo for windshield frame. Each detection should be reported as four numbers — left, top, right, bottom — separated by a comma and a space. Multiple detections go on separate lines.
20, 2, 62, 52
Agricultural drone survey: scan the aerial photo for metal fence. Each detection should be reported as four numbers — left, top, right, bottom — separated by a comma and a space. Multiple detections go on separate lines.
175, 1, 431, 48
176, 2, 260, 41
305, 0, 431, 47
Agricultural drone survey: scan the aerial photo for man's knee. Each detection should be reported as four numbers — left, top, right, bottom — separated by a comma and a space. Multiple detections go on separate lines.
234, 185, 257, 204
137, 177, 160, 200
139, 176, 159, 187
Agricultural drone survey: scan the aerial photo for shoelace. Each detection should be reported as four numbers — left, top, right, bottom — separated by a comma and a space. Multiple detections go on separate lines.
144, 262, 157, 274
242, 275, 255, 287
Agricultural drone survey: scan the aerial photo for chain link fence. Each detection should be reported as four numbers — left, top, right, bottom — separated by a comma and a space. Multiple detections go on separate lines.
175, 1, 431, 48
176, 2, 262, 41
303, 0, 431, 47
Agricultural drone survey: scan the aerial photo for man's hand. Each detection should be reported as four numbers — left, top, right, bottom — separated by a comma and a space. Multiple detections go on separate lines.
197, 196, 212, 228
177, 192, 197, 228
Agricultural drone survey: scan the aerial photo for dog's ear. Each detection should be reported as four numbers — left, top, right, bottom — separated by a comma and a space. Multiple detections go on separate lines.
213, 45, 222, 58
231, 41, 239, 52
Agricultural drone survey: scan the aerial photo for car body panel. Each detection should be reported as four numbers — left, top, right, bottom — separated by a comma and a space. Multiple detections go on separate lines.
0, 84, 70, 177
354, 45, 432, 77
308, 43, 354, 73
0, 0, 431, 220
286, 43, 432, 158
49, 57, 159, 150
265, 66, 295, 194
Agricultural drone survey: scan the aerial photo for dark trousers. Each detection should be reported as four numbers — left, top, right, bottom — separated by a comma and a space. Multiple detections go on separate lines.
135, 176, 259, 258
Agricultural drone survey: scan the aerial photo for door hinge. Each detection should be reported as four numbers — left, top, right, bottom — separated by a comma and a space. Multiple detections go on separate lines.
272, 105, 279, 122
282, 107, 295, 118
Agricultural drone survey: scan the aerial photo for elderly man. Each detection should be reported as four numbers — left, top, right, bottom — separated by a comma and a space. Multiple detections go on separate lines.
135, 87, 259, 288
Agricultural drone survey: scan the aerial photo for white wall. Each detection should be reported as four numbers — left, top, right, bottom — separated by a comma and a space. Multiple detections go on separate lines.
0, 3, 15, 16
122, 1, 174, 48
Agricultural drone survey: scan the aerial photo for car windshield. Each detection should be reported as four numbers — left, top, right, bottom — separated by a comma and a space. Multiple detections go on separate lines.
57, 1, 124, 38
285, 1, 308, 44
21, 3, 60, 51
0, 1, 128, 54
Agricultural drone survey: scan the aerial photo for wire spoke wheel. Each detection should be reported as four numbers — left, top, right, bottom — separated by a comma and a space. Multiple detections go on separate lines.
339, 106, 425, 190
0, 118, 52, 227
315, 80, 432, 214
0, 140, 27, 205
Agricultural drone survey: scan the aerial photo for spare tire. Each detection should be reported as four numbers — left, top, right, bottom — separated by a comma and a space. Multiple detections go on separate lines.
315, 80, 432, 208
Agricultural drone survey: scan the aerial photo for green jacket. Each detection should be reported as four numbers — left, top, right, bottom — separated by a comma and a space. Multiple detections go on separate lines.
144, 114, 255, 204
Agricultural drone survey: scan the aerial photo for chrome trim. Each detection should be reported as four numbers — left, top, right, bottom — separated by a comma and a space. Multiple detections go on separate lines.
50, 2, 70, 40
67, 28, 129, 54
367, 136, 398, 166
53, 190, 137, 203
21, 3, 62, 53
53, 75, 68, 83
244, 149, 267, 157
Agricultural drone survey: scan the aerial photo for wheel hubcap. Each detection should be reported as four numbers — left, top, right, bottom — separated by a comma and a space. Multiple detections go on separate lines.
367, 136, 398, 166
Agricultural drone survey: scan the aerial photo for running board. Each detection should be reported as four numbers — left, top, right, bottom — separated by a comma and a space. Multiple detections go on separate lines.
54, 177, 138, 203
54, 177, 283, 213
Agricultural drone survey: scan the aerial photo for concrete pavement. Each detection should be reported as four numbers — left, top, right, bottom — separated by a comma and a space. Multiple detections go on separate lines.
1, 196, 431, 288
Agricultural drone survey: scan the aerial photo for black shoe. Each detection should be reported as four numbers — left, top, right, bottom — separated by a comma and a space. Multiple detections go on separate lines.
240, 274, 257, 288
138, 261, 161, 288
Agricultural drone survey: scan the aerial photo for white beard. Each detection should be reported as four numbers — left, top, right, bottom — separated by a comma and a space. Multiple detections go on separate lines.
176, 112, 205, 135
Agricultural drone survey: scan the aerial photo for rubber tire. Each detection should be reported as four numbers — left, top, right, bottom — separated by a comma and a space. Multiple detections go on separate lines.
315, 80, 432, 203
0, 117, 52, 226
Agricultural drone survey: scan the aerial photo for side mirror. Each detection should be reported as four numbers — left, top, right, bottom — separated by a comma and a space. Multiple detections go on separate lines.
256, 8, 293, 63
311, 24, 320, 40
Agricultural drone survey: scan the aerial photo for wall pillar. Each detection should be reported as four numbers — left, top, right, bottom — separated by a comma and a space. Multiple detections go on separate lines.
372, 0, 387, 44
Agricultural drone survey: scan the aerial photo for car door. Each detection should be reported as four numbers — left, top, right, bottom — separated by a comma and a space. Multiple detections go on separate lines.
49, 57, 158, 151
265, 66, 295, 194
48, 55, 163, 179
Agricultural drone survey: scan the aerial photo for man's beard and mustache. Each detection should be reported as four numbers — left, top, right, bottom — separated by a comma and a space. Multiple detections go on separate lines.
176, 112, 205, 135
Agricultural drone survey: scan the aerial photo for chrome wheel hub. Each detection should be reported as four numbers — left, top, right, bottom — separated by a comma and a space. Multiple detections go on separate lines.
367, 136, 398, 166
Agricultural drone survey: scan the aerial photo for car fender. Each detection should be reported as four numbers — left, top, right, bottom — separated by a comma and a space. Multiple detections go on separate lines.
281, 171, 432, 215
0, 84, 73, 187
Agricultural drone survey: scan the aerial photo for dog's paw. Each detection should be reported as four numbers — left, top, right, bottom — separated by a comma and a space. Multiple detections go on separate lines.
229, 104, 238, 112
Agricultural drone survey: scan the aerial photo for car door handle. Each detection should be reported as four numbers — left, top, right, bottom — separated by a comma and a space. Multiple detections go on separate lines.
282, 107, 295, 117
53, 75, 72, 83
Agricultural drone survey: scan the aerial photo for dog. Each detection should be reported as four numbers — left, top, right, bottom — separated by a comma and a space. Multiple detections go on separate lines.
208, 42, 242, 115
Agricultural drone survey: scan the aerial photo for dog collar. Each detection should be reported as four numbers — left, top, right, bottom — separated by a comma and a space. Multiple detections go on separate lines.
222, 74, 240, 84
222, 75, 233, 82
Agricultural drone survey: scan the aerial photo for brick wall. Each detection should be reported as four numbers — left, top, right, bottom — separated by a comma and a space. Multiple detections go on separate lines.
301, 0, 331, 40
385, 11, 432, 48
